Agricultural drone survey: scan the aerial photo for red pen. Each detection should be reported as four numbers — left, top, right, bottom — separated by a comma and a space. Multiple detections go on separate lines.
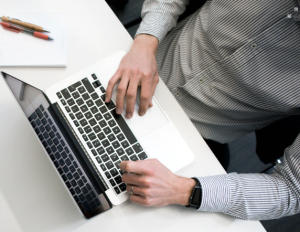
0, 22, 53, 41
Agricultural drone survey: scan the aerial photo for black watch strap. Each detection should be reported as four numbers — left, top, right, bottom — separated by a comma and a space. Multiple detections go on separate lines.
186, 177, 202, 209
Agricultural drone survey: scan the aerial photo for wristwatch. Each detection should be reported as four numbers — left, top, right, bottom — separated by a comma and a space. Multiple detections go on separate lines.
187, 177, 202, 209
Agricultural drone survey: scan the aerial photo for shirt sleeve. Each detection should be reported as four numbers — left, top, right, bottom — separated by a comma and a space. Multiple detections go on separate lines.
196, 133, 300, 220
135, 0, 190, 42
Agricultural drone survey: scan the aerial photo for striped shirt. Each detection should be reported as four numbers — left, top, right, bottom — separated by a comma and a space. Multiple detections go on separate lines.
136, 0, 300, 220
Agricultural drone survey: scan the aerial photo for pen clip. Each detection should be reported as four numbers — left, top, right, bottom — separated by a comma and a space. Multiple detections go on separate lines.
7, 16, 22, 22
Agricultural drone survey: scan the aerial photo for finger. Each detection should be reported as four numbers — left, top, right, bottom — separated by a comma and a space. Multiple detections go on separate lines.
149, 75, 158, 108
138, 80, 152, 116
105, 70, 122, 103
122, 173, 146, 187
120, 160, 148, 174
130, 194, 150, 206
126, 184, 146, 197
115, 75, 130, 114
125, 78, 139, 119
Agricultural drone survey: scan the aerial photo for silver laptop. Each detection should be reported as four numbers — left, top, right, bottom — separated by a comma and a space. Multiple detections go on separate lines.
2, 51, 194, 219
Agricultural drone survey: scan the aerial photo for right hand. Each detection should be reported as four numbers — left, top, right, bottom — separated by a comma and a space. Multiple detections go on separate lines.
105, 34, 159, 119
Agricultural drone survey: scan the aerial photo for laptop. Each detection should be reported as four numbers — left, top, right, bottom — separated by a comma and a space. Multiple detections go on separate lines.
2, 51, 195, 219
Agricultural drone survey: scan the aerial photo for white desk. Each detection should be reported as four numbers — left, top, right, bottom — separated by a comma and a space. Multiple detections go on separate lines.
0, 0, 265, 231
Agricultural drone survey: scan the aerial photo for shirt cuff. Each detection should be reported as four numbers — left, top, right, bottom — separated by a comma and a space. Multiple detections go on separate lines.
196, 175, 231, 213
135, 12, 176, 43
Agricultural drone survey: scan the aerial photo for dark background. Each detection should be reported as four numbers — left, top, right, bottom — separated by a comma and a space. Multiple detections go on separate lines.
106, 0, 300, 231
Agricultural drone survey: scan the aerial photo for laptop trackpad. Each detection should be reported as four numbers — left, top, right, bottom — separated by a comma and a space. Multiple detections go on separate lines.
125, 98, 169, 138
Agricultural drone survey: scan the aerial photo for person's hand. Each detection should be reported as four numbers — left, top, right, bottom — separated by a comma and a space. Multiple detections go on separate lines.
105, 34, 159, 119
120, 159, 196, 207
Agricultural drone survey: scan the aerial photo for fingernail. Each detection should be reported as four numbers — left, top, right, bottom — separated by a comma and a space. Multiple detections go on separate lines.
140, 111, 145, 116
126, 113, 131, 118
105, 97, 108, 102
116, 108, 121, 114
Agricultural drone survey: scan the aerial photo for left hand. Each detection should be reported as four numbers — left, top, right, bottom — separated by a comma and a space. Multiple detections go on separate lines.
120, 159, 196, 207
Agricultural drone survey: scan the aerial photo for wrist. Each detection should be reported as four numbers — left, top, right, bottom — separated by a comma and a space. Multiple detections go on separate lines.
172, 176, 196, 206
133, 34, 159, 56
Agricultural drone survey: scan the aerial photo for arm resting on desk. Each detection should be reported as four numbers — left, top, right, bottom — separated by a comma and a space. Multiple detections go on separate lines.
197, 133, 300, 220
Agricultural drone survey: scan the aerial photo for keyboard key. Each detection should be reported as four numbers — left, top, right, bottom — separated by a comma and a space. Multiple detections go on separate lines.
57, 145, 64, 152
61, 99, 66, 106
41, 118, 47, 125
91, 92, 99, 100
56, 92, 62, 99
84, 126, 92, 134
99, 120, 107, 128
74, 120, 79, 127
105, 161, 114, 170
61, 89, 71, 99
109, 179, 116, 187
138, 152, 148, 160
101, 154, 109, 162
69, 165, 76, 173
111, 111, 137, 144
116, 133, 125, 142
73, 162, 78, 168
79, 119, 88, 127
119, 183, 126, 192
120, 155, 129, 161
72, 91, 80, 99
48, 118, 53, 125
105, 171, 111, 179
87, 142, 93, 149
95, 99, 103, 107
63, 166, 69, 174
67, 172, 73, 180
82, 93, 90, 100
132, 143, 143, 153
78, 127, 84, 135
74, 172, 80, 180
90, 106, 98, 114
78, 179, 84, 187
130, 155, 138, 161
100, 164, 106, 171
35, 127, 41, 135
115, 160, 121, 169
104, 113, 112, 121
75, 187, 81, 194
60, 139, 65, 146
86, 99, 94, 107
50, 154, 55, 161
110, 168, 118, 177
52, 126, 57, 132
100, 86, 105, 93
102, 139, 110, 147
84, 112, 93, 120
100, 106, 107, 114
97, 147, 105, 155
68, 81, 81, 92
80, 105, 88, 113
78, 86, 86, 94
69, 154, 74, 161
47, 138, 53, 146
93, 125, 101, 133
71, 179, 77, 187
82, 134, 88, 141
121, 140, 129, 149
71, 105, 79, 113
79, 194, 85, 202
105, 100, 115, 110
110, 154, 119, 162
88, 133, 96, 141
62, 174, 67, 181
36, 118, 41, 126
65, 181, 71, 189
112, 141, 120, 149
106, 146, 114, 154
108, 120, 116, 127
75, 112, 84, 120
92, 140, 101, 148
39, 125, 45, 133
89, 118, 97, 127
29, 112, 37, 122
43, 131, 50, 140
61, 151, 68, 159
64, 146, 70, 154
69, 113, 75, 120
65, 158, 72, 166
82, 78, 95, 93
114, 175, 122, 184
91, 149, 97, 156
112, 127, 121, 135
78, 169, 83, 176
97, 132, 105, 140
49, 131, 55, 138
76, 98, 84, 106
95, 113, 103, 121
103, 127, 112, 135
92, 73, 98, 80
126, 147, 134, 156
86, 183, 92, 191
67, 98, 75, 106
82, 186, 88, 194
96, 156, 102, 164
116, 148, 125, 156
114, 187, 121, 194
107, 134, 116, 142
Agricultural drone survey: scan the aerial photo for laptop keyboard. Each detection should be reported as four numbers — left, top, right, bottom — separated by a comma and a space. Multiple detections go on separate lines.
56, 73, 148, 195
28, 105, 101, 212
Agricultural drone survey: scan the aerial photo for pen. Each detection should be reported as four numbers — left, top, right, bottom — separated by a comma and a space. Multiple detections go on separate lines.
0, 22, 53, 41
1, 16, 50, 33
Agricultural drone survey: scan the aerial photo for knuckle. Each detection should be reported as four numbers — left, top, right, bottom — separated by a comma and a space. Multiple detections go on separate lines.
142, 177, 151, 187
126, 91, 135, 99
117, 85, 125, 93
140, 93, 150, 101
144, 198, 152, 207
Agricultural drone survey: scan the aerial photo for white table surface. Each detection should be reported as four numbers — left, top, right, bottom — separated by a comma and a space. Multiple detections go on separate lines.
0, 0, 265, 231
